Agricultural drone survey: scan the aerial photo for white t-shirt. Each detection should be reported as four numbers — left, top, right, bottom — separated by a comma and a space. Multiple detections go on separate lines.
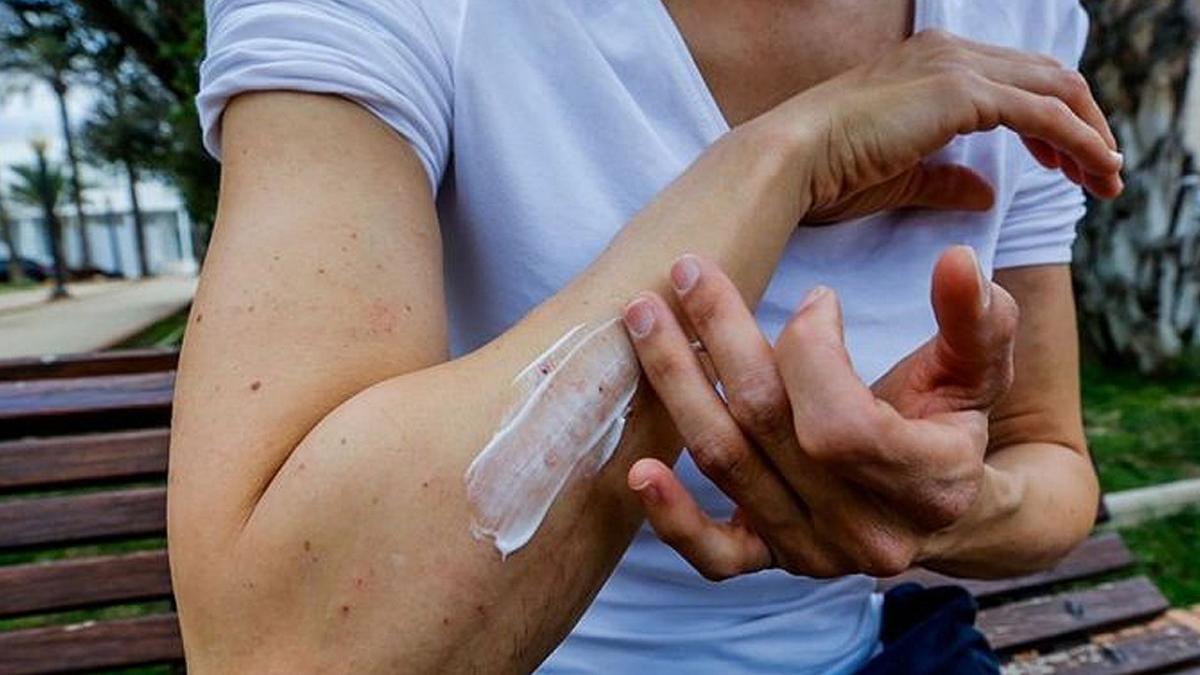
198, 1, 1088, 672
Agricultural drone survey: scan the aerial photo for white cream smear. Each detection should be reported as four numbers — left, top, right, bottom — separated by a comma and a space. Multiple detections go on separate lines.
465, 318, 639, 557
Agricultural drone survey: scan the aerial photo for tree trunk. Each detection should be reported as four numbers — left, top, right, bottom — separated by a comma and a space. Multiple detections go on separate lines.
1075, 0, 1200, 373
51, 77, 94, 272
0, 189, 26, 285
34, 148, 69, 300
125, 159, 151, 278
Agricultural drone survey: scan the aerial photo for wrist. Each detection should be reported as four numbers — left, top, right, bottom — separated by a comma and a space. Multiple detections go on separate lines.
735, 110, 820, 220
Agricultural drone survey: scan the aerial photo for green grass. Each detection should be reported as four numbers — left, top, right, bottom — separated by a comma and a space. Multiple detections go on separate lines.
0, 279, 38, 294
1119, 507, 1200, 606
116, 307, 189, 348
1082, 357, 1200, 492
1081, 354, 1200, 607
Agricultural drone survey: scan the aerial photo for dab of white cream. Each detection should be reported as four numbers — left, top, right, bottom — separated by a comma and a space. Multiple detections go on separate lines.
465, 318, 639, 557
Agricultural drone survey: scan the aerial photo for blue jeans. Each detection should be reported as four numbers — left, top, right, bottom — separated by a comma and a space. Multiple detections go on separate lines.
857, 583, 1000, 675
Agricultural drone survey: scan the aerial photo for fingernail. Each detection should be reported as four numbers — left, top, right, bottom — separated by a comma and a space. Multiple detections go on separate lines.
623, 298, 655, 339
671, 255, 701, 295
962, 246, 991, 311
633, 482, 661, 505
797, 285, 829, 313
1109, 150, 1124, 168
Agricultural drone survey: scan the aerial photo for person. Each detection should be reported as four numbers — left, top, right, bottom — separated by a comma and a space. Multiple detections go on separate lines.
171, 0, 1122, 672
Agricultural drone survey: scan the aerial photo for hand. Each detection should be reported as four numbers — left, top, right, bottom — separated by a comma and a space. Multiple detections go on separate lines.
620, 249, 1018, 579
761, 29, 1122, 224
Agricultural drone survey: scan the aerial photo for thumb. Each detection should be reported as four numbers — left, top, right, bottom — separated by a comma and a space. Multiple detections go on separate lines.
901, 163, 996, 212
930, 246, 1018, 388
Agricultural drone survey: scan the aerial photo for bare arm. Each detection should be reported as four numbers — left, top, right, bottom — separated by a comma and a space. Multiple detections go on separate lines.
171, 30, 1121, 673
171, 91, 810, 673
922, 264, 1098, 576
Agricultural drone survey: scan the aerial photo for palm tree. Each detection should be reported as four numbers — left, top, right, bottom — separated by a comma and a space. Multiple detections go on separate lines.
0, 2, 95, 271
82, 48, 165, 277
9, 140, 69, 299
1075, 0, 1200, 373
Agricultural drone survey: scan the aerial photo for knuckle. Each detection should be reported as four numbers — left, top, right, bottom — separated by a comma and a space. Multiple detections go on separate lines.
683, 285, 724, 332
854, 534, 915, 578
938, 67, 981, 97
1040, 97, 1073, 123
1062, 71, 1090, 99
642, 347, 690, 384
697, 554, 742, 582
690, 428, 752, 486
726, 374, 791, 437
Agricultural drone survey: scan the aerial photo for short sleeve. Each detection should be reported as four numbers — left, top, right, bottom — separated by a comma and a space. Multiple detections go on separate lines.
994, 1, 1089, 269
197, 0, 459, 194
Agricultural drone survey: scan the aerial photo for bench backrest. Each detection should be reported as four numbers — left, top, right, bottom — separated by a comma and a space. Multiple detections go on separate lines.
0, 349, 180, 674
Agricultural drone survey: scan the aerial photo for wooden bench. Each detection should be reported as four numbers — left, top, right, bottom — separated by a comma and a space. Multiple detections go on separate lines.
1, 349, 1198, 674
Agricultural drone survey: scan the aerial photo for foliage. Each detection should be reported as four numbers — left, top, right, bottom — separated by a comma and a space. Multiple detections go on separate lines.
0, 0, 218, 256
7, 158, 66, 212
1076, 0, 1200, 373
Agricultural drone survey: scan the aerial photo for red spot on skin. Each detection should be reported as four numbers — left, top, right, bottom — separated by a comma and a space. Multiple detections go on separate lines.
340, 605, 351, 616
365, 301, 397, 334
297, 462, 306, 471
247, 305, 255, 313
442, 617, 450, 626
355, 578, 365, 589
303, 540, 311, 551
194, 313, 203, 324
250, 380, 262, 391
476, 604, 486, 616
350, 232, 358, 240
421, 481, 430, 488
404, 304, 412, 313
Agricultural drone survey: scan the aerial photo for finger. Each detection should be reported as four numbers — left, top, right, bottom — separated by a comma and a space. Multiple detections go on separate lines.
622, 292, 807, 532
1022, 137, 1060, 169
929, 246, 1018, 388
967, 52, 1117, 151
981, 82, 1122, 186
628, 458, 772, 581
774, 286, 890, 466
895, 163, 996, 212
669, 254, 796, 447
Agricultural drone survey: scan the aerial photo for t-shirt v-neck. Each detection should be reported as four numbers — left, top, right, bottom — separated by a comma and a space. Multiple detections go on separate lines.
648, 0, 935, 140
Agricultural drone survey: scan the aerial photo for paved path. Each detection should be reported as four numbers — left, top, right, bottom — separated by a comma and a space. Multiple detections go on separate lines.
0, 279, 131, 314
0, 276, 197, 359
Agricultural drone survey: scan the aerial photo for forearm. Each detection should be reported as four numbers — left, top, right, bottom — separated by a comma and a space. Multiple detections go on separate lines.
204, 119, 814, 672
919, 442, 1099, 577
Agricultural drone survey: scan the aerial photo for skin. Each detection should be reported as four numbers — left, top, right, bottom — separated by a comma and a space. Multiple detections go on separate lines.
170, 4, 1121, 672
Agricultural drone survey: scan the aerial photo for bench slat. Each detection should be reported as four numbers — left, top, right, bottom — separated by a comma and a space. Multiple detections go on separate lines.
0, 614, 182, 675
0, 349, 178, 382
0, 487, 166, 550
0, 429, 170, 491
1003, 618, 1200, 675
0, 550, 172, 618
881, 533, 1134, 602
0, 372, 174, 439
980, 577, 1169, 653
